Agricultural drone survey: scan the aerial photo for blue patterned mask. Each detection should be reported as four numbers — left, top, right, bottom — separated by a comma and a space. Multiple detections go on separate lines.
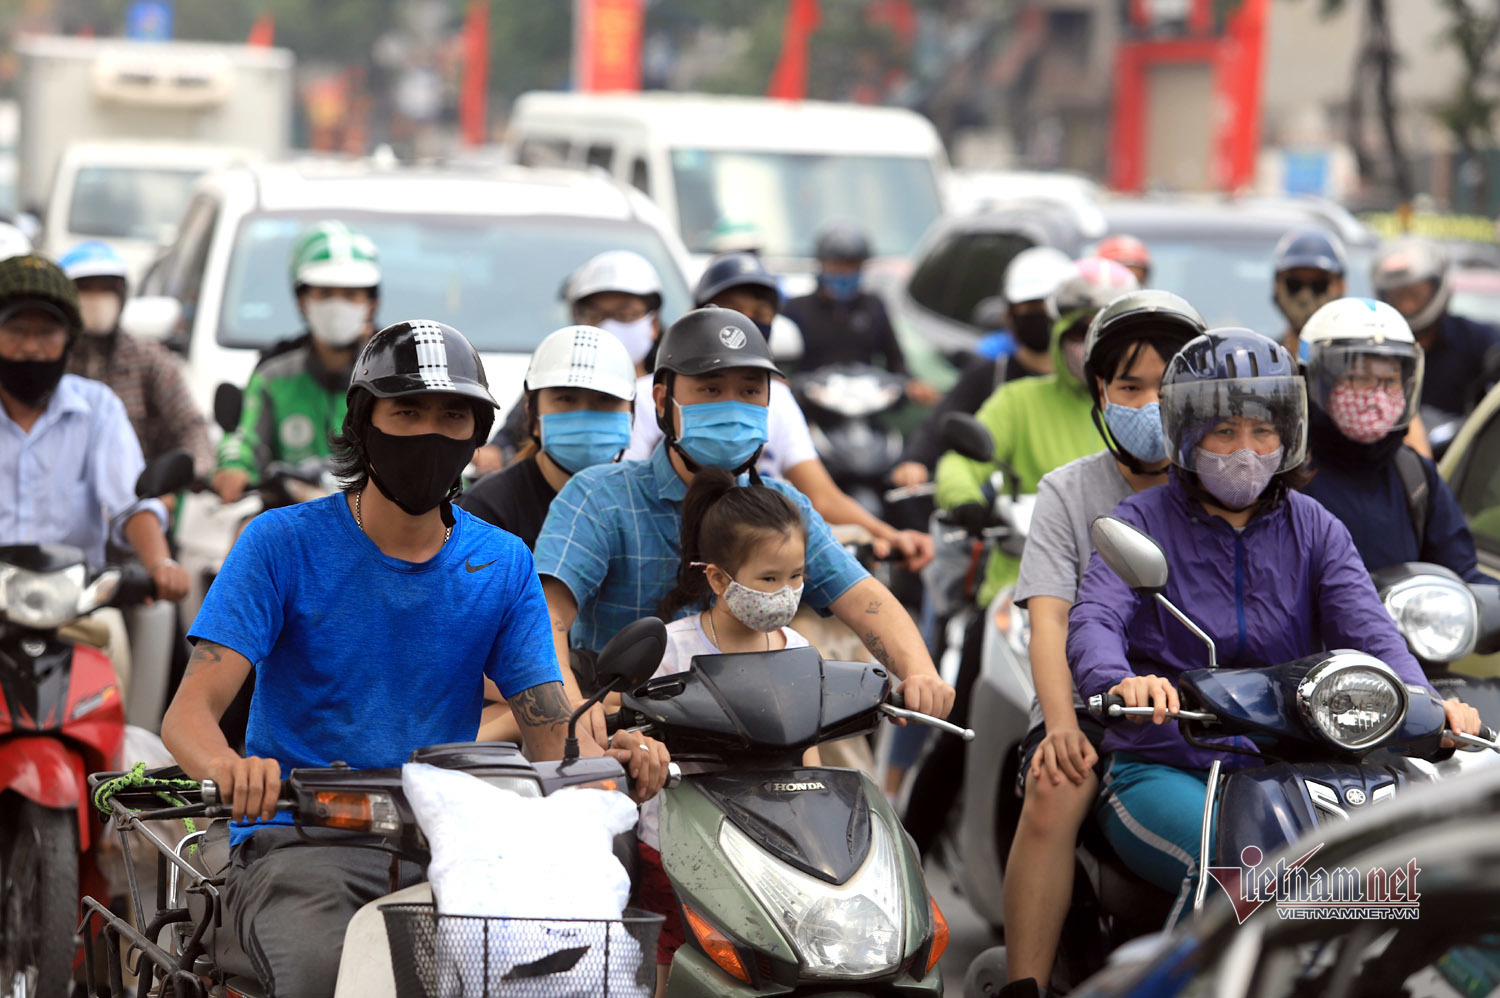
1102, 392, 1167, 464
674, 399, 768, 470
540, 410, 631, 474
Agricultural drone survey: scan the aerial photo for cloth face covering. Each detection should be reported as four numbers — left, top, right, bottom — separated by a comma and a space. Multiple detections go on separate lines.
539, 409, 631, 474
1103, 391, 1167, 463
819, 272, 861, 303
305, 298, 369, 348
599, 315, 656, 366
1327, 382, 1406, 444
674, 399, 768, 470
0, 355, 67, 407
1275, 283, 1334, 333
78, 292, 121, 337
363, 424, 475, 516
1193, 445, 1285, 509
1011, 312, 1052, 353
720, 577, 804, 633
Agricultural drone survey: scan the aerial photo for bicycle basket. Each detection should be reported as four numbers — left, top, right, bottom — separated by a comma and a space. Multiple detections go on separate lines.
381, 903, 665, 998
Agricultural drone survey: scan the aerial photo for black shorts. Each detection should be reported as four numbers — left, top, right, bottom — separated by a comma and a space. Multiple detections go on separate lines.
1016, 711, 1109, 796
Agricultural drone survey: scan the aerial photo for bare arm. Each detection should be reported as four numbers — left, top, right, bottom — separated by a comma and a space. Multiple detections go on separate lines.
829, 577, 954, 719
505, 680, 572, 761
123, 509, 189, 600
1027, 596, 1078, 733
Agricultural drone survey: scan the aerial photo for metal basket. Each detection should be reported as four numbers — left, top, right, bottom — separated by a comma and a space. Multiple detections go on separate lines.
381, 903, 664, 998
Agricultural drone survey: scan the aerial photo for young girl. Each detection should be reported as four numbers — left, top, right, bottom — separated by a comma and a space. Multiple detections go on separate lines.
637, 466, 818, 993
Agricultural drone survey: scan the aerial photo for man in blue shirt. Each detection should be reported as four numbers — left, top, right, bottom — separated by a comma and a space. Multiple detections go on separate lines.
163, 320, 664, 998
535, 307, 955, 720
0, 253, 187, 597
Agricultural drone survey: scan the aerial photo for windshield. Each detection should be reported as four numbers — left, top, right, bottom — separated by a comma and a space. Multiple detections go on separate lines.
68, 166, 202, 241
1135, 234, 1373, 334
670, 148, 942, 259
218, 211, 691, 352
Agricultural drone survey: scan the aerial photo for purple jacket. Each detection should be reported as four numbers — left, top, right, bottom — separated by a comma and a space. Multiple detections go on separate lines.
1067, 475, 1435, 771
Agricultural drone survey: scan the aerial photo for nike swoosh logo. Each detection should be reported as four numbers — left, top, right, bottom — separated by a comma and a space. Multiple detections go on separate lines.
465, 558, 498, 573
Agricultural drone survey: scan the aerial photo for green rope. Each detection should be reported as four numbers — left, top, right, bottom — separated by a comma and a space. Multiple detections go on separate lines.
92, 761, 204, 847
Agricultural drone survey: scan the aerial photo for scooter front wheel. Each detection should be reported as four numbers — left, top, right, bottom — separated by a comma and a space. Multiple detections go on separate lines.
964, 945, 1010, 997
0, 798, 78, 997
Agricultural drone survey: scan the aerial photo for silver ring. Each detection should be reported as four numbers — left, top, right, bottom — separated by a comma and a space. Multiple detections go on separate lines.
638, 743, 650, 751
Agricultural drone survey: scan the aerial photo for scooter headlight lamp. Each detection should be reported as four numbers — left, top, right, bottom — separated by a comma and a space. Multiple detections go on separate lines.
1382, 576, 1477, 664
718, 815, 905, 978
1296, 653, 1408, 750
0, 563, 98, 629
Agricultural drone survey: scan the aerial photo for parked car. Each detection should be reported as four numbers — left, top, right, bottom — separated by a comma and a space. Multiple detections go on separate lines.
895, 194, 1377, 363
128, 157, 694, 422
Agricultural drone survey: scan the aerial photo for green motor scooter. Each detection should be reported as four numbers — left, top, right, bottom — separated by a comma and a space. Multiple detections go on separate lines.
615, 645, 974, 996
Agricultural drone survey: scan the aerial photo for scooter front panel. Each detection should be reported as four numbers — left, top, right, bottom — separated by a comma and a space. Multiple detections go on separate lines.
1215, 761, 1408, 867
694, 768, 870, 884
0, 632, 75, 731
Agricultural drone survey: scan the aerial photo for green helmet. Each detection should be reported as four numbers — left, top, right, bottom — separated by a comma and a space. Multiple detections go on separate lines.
290, 221, 381, 290
0, 254, 82, 330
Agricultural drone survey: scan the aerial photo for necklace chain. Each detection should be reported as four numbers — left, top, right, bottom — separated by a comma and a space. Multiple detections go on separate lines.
705, 605, 770, 652
355, 488, 451, 545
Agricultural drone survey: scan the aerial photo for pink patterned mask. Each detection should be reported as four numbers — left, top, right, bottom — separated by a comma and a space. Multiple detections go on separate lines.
1327, 382, 1406, 444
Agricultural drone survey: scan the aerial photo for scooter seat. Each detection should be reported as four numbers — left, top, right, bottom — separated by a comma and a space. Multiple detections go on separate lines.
1078, 821, 1176, 936
184, 821, 262, 986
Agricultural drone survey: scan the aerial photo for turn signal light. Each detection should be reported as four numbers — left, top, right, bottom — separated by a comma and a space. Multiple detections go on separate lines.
310, 790, 400, 834
927, 895, 949, 974
682, 902, 751, 983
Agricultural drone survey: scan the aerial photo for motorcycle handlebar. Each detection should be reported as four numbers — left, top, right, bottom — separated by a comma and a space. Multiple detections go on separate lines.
1087, 693, 1218, 724
110, 563, 158, 608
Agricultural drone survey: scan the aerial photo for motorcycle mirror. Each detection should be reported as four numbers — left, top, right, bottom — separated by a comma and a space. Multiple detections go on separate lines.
134, 448, 195, 499
939, 413, 995, 463
563, 617, 668, 762
1090, 515, 1169, 595
971, 295, 1009, 330
214, 382, 244, 434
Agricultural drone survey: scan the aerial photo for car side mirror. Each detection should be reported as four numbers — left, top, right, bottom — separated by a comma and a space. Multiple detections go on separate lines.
119, 296, 183, 342
1089, 515, 1169, 595
940, 413, 994, 463
134, 448, 195, 499
214, 382, 243, 434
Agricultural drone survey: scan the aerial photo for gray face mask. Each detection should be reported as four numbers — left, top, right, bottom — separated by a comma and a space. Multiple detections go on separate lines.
1192, 445, 1284, 509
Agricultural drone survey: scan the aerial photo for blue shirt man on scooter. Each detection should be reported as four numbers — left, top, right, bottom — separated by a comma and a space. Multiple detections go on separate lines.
162, 320, 672, 998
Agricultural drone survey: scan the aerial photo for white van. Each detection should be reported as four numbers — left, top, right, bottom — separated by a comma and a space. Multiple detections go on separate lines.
506, 91, 950, 287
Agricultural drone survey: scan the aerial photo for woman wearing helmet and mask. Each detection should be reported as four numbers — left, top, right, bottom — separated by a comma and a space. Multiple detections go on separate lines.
1067, 330, 1481, 926
459, 325, 636, 550
1298, 298, 1491, 583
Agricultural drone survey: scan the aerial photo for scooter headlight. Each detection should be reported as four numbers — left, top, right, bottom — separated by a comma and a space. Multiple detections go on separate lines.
1296, 653, 1409, 750
718, 815, 905, 978
1382, 576, 1477, 664
0, 563, 93, 629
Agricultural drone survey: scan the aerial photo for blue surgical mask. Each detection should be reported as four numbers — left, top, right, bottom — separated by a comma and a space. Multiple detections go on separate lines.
673, 399, 768, 470
819, 272, 861, 303
539, 409, 632, 474
1102, 392, 1167, 464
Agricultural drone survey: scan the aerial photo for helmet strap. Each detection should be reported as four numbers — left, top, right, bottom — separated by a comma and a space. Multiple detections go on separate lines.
1090, 407, 1162, 478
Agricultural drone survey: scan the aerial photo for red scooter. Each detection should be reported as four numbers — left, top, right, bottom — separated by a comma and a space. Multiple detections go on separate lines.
0, 449, 191, 995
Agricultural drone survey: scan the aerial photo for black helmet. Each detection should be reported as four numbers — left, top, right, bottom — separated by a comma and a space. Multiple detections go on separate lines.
1083, 290, 1207, 405
814, 223, 871, 263
653, 306, 781, 382
694, 252, 779, 308
0, 254, 82, 331
1273, 228, 1347, 276
350, 319, 498, 410
1160, 328, 1307, 472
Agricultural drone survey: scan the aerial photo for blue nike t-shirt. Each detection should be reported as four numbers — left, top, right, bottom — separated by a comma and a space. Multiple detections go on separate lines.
188, 493, 562, 844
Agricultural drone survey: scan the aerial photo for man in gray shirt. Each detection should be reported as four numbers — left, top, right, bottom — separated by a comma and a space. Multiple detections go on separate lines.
1000, 291, 1206, 998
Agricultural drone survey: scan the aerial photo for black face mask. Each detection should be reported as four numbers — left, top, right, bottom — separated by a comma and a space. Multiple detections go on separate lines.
1012, 312, 1053, 353
753, 319, 774, 340
363, 425, 474, 516
0, 355, 68, 408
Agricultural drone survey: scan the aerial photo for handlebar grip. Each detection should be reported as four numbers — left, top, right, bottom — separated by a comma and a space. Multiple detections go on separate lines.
201, 779, 219, 805
605, 711, 622, 736
887, 690, 905, 710
665, 763, 682, 790
1088, 693, 1126, 717
111, 564, 157, 608
1481, 725, 1498, 743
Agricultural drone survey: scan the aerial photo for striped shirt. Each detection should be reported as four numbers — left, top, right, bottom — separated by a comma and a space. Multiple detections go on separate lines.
534, 441, 867, 652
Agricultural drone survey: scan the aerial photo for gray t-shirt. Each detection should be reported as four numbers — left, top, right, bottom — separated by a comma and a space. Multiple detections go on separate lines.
1014, 450, 1136, 727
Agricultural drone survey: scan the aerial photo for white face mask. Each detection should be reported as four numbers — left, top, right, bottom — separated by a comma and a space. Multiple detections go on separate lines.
304, 297, 370, 348
599, 314, 656, 366
78, 291, 122, 337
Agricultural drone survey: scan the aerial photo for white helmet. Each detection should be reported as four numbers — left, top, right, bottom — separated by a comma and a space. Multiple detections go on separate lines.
1302, 297, 1423, 438
0, 222, 32, 264
525, 325, 638, 402
1002, 246, 1073, 305
1372, 238, 1451, 332
564, 250, 663, 308
1048, 257, 1140, 320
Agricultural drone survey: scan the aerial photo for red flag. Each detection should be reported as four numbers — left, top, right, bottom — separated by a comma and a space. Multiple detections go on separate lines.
1211, 0, 1268, 190
574, 0, 644, 92
460, 0, 490, 146
768, 0, 821, 100
247, 12, 274, 47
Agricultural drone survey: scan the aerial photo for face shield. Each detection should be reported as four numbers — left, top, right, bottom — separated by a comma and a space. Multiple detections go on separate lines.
1307, 340, 1423, 443
1161, 374, 1309, 473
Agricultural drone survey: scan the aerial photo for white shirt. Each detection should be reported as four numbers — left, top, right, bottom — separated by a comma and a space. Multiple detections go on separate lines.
621, 376, 820, 477
0, 374, 166, 567
637, 613, 810, 848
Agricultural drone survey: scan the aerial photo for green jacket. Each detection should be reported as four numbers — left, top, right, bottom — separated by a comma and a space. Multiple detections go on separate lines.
935, 319, 1102, 606
217, 345, 348, 480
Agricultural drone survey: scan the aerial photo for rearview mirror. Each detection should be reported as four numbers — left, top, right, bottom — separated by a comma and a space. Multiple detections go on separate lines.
1089, 516, 1169, 595
214, 382, 243, 434
119, 296, 183, 342
595, 616, 669, 690
135, 448, 195, 499
971, 295, 1008, 330
940, 413, 994, 463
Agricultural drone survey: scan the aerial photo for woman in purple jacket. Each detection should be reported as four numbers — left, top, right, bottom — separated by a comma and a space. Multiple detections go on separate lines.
1066, 328, 1481, 926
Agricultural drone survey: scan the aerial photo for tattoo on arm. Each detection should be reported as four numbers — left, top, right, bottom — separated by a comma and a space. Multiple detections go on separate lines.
864, 599, 883, 616
508, 681, 571, 729
550, 614, 570, 635
183, 640, 227, 679
860, 629, 894, 670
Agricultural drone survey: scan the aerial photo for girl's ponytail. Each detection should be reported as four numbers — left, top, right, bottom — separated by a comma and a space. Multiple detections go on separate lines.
658, 467, 737, 619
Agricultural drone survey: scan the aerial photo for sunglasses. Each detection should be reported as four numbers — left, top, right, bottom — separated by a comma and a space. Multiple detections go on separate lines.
1282, 275, 1331, 296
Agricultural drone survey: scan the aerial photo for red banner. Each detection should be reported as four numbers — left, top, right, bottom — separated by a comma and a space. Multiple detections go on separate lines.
1210, 0, 1268, 190
574, 0, 644, 93
460, 0, 489, 146
768, 0, 822, 100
